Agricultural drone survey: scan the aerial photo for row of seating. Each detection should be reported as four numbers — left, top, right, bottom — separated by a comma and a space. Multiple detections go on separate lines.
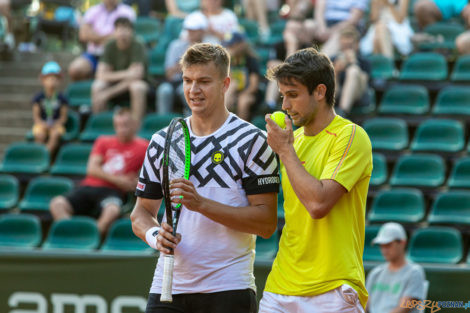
371, 153, 470, 188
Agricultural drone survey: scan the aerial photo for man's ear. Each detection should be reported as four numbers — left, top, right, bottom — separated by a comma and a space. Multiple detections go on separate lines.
223, 76, 231, 93
315, 84, 327, 101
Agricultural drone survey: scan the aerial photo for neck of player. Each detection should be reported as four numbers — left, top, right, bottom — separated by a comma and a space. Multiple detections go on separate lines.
303, 105, 337, 136
190, 107, 230, 136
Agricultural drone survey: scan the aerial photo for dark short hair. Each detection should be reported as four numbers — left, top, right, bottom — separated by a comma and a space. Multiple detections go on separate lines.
114, 17, 133, 29
180, 43, 230, 78
267, 47, 336, 106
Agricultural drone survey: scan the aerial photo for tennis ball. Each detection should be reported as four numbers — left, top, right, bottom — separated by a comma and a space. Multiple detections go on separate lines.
270, 111, 286, 129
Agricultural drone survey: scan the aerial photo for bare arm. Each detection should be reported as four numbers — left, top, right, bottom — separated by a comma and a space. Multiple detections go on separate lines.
130, 197, 162, 241
369, 0, 382, 23
79, 23, 113, 45
170, 178, 278, 238
96, 62, 145, 83
244, 72, 259, 94
56, 105, 68, 126
165, 0, 187, 18
390, 0, 410, 24
32, 104, 45, 125
86, 154, 138, 192
314, 0, 327, 29
265, 117, 347, 219
331, 8, 365, 31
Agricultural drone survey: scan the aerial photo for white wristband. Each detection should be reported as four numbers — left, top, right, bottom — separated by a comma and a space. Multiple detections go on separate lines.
145, 226, 160, 250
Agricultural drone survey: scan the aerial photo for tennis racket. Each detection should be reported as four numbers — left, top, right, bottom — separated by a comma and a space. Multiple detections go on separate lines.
160, 117, 191, 303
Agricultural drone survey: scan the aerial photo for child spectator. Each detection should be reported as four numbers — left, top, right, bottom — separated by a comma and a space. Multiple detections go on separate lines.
32, 61, 68, 155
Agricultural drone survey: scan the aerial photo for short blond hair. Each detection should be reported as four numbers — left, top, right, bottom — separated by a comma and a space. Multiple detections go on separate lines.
180, 43, 230, 78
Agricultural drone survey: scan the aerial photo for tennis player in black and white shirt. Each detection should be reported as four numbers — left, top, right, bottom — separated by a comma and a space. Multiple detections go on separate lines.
131, 43, 279, 313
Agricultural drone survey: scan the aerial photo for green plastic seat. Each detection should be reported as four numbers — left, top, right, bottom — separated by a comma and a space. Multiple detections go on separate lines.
378, 85, 429, 115
451, 55, 470, 82
390, 154, 445, 187
368, 188, 425, 223
411, 119, 464, 152
432, 86, 470, 116
277, 190, 284, 220
0, 142, 50, 174
50, 143, 93, 176
42, 216, 100, 251
399, 52, 448, 81
370, 54, 396, 80
419, 22, 464, 50
428, 191, 470, 225
0, 174, 19, 210
407, 227, 463, 264
66, 79, 93, 108
101, 219, 152, 252
151, 16, 183, 55
448, 157, 470, 188
19, 176, 74, 212
138, 113, 181, 140
370, 153, 387, 186
134, 16, 161, 46
79, 111, 115, 141
255, 232, 278, 262
262, 19, 286, 45
239, 18, 259, 44
25, 110, 80, 142
148, 48, 166, 77
364, 225, 384, 262
251, 115, 266, 131
0, 214, 42, 249
363, 118, 408, 151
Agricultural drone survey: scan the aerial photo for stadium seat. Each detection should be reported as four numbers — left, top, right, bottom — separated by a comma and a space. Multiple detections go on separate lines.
255, 232, 278, 262
390, 154, 445, 187
0, 142, 49, 174
50, 143, 93, 176
66, 79, 93, 108
239, 18, 259, 44
0, 214, 42, 249
410, 119, 464, 153
79, 111, 114, 141
138, 113, 181, 140
370, 153, 387, 186
448, 157, 470, 188
42, 216, 100, 251
363, 117, 408, 151
148, 48, 166, 77
432, 85, 470, 116
19, 176, 74, 212
0, 174, 19, 210
350, 88, 376, 116
25, 109, 80, 142
419, 22, 464, 50
378, 84, 429, 115
262, 19, 286, 45
399, 52, 448, 81
277, 190, 284, 220
407, 227, 463, 264
450, 55, 470, 82
101, 219, 152, 252
364, 225, 384, 262
251, 115, 267, 131
368, 188, 425, 223
151, 16, 183, 54
134, 16, 161, 46
428, 191, 470, 225
369, 54, 396, 80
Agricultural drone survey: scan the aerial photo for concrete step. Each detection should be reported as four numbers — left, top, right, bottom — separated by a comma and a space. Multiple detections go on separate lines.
6, 51, 77, 63
0, 110, 33, 127
0, 126, 28, 144
0, 94, 35, 110
0, 78, 42, 94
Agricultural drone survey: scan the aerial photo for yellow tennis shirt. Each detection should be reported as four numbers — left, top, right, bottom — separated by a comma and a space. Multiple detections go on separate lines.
264, 115, 372, 308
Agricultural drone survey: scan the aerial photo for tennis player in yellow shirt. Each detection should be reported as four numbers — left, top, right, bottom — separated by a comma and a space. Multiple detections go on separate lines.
259, 47, 373, 313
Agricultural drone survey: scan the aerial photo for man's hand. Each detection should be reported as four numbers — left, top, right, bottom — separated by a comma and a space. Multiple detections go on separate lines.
156, 222, 181, 254
265, 113, 294, 157
169, 178, 205, 212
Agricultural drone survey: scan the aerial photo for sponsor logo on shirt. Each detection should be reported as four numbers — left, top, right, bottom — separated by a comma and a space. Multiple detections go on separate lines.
136, 182, 146, 191
257, 176, 280, 186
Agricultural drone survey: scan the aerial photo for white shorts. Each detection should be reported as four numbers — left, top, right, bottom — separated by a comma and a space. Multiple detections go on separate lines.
259, 284, 365, 313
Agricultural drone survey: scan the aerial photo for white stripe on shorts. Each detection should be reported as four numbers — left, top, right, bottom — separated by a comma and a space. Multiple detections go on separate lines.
259, 284, 365, 313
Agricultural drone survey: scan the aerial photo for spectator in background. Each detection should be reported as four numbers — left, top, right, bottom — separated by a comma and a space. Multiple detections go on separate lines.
454, 5, 470, 54
49, 108, 148, 235
92, 17, 148, 122
189, 0, 239, 44
242, 0, 271, 41
165, 0, 200, 18
68, 0, 135, 81
223, 32, 260, 121
32, 61, 68, 156
283, 0, 367, 57
156, 12, 207, 115
333, 26, 370, 115
0, 0, 32, 50
360, 0, 414, 58
366, 223, 426, 313
414, 0, 467, 29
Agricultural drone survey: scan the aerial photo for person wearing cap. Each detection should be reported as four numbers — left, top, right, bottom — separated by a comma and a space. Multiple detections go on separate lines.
222, 31, 260, 121
366, 222, 426, 313
91, 16, 149, 122
156, 12, 207, 115
32, 61, 68, 155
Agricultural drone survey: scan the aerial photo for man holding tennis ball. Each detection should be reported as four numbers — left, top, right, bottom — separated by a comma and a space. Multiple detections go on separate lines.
259, 47, 373, 312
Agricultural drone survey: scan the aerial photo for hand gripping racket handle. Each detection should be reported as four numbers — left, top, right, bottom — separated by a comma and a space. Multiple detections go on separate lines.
160, 255, 175, 302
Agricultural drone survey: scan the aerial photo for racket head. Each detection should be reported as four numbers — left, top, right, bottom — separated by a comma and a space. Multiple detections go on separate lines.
162, 117, 191, 233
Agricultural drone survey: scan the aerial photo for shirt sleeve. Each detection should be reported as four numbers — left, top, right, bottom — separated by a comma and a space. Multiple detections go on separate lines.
320, 124, 372, 191
82, 5, 99, 25
401, 265, 426, 300
100, 40, 114, 66
130, 39, 146, 64
58, 93, 69, 107
135, 135, 165, 199
242, 131, 280, 195
90, 136, 107, 157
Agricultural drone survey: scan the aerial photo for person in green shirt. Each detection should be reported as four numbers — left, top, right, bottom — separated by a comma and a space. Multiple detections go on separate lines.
92, 17, 149, 122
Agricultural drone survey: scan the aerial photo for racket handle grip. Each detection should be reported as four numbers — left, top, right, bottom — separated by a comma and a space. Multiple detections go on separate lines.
160, 255, 174, 303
